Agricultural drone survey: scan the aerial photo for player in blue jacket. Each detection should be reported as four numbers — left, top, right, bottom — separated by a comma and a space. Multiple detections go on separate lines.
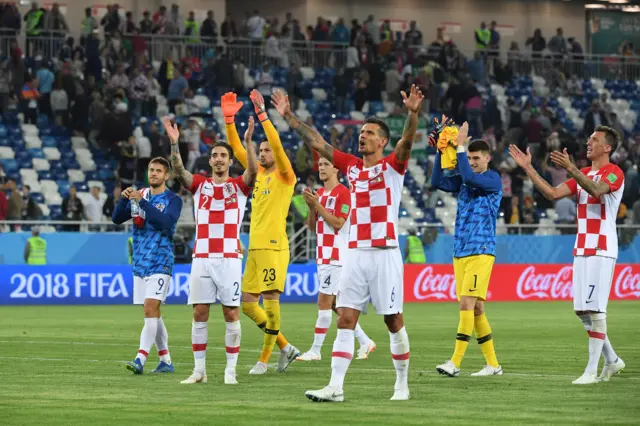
430, 122, 504, 377
113, 157, 183, 375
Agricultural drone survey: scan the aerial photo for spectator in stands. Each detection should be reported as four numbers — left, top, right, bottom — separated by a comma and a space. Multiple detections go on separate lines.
526, 29, 546, 72
85, 185, 104, 224
136, 130, 152, 183
80, 7, 98, 36
354, 66, 369, 111
139, 10, 153, 34
200, 10, 217, 44
0, 58, 11, 119
128, 66, 148, 119
556, 194, 577, 234
331, 18, 349, 44
20, 185, 41, 220
101, 5, 122, 37
0, 186, 7, 225
1, 3, 20, 55
404, 21, 422, 46
167, 67, 188, 113
5, 179, 21, 222
182, 117, 202, 171
119, 136, 137, 186
34, 58, 53, 119
489, 21, 500, 53
143, 68, 159, 117
474, 21, 490, 53
519, 195, 538, 234
0, 163, 7, 187
24, 2, 45, 57
264, 31, 282, 66
221, 13, 238, 44
100, 101, 133, 155
467, 51, 485, 84
21, 76, 39, 125
169, 4, 184, 35
148, 121, 169, 159
362, 15, 380, 57
62, 186, 83, 231
583, 101, 609, 136
246, 10, 266, 42
50, 80, 69, 127
102, 185, 121, 220
547, 27, 567, 60
109, 62, 129, 93
332, 67, 349, 114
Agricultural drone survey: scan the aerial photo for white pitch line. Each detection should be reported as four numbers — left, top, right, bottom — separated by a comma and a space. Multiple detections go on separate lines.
0, 339, 262, 353
0, 355, 635, 381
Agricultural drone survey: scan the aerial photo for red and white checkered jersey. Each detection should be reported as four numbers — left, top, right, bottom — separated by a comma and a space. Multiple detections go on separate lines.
189, 174, 251, 259
565, 164, 624, 259
315, 184, 351, 265
333, 151, 407, 248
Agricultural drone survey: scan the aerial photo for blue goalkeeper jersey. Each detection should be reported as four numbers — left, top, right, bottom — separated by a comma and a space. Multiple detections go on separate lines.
431, 151, 502, 258
112, 189, 183, 277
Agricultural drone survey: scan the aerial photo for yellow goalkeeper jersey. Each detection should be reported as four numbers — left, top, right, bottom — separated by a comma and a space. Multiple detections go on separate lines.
226, 118, 295, 251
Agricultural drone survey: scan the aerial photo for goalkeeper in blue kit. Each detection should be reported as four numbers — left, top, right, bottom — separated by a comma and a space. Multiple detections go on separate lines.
430, 122, 503, 377
112, 157, 183, 374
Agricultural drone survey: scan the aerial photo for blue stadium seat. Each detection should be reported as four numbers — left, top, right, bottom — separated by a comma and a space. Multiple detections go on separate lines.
56, 180, 71, 197
49, 205, 63, 219
74, 183, 88, 192
31, 193, 45, 203
29, 148, 45, 159
38, 171, 52, 180
1, 158, 18, 172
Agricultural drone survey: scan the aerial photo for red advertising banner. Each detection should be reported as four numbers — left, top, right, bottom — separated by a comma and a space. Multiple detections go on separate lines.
405, 264, 640, 302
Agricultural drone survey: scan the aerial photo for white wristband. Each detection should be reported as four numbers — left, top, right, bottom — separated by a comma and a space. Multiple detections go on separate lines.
456, 145, 465, 153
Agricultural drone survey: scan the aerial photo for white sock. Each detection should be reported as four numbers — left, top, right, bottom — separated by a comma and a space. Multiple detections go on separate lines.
354, 322, 371, 348
578, 313, 618, 365
311, 310, 332, 354
136, 317, 158, 366
585, 313, 606, 375
225, 321, 241, 370
281, 343, 291, 353
155, 317, 171, 364
328, 328, 354, 390
192, 321, 208, 374
389, 327, 410, 390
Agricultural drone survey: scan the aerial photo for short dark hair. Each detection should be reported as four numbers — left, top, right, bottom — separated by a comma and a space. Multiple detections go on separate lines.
364, 117, 390, 140
210, 142, 234, 159
468, 139, 491, 154
149, 156, 171, 172
594, 125, 619, 155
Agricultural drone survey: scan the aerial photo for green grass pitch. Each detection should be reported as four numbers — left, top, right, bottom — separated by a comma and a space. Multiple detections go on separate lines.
1, 302, 638, 425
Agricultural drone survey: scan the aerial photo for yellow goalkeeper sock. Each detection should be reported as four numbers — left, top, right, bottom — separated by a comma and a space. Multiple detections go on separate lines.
260, 299, 281, 363
242, 302, 268, 331
276, 332, 289, 351
475, 313, 499, 368
451, 310, 474, 368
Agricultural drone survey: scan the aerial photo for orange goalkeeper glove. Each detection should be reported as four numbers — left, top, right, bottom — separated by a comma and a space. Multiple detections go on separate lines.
221, 92, 243, 124
249, 89, 268, 122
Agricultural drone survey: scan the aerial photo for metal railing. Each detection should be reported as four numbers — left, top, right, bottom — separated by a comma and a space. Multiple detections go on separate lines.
2, 30, 640, 80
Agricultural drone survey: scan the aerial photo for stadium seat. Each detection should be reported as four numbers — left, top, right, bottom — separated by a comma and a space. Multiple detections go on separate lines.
44, 191, 63, 206
40, 179, 58, 194
71, 137, 89, 150
32, 158, 50, 171
24, 136, 42, 149
0, 146, 15, 159
43, 147, 61, 161
19, 168, 38, 182
68, 169, 86, 183
87, 180, 105, 192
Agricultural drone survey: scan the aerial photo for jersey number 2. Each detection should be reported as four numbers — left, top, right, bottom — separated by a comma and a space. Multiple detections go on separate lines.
199, 195, 211, 210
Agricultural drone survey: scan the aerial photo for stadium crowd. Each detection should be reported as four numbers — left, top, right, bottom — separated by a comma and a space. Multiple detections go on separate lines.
0, 2, 639, 234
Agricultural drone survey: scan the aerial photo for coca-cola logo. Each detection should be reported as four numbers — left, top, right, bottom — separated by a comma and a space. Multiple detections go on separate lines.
516, 266, 573, 300
614, 266, 640, 298
413, 266, 457, 301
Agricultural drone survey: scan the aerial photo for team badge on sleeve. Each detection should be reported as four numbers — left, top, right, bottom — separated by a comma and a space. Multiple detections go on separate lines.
341, 204, 349, 214
606, 173, 617, 184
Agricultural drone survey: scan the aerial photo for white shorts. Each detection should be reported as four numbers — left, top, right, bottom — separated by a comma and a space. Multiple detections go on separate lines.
188, 257, 242, 307
336, 248, 404, 315
133, 274, 171, 305
318, 264, 342, 296
573, 256, 616, 313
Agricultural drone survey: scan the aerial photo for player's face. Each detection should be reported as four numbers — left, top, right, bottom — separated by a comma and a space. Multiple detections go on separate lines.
359, 123, 387, 155
318, 157, 337, 182
259, 141, 275, 168
147, 163, 169, 187
586, 131, 611, 160
209, 146, 232, 175
467, 150, 490, 173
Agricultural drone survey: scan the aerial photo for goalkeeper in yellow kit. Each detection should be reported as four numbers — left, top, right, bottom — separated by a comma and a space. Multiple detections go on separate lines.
222, 90, 300, 374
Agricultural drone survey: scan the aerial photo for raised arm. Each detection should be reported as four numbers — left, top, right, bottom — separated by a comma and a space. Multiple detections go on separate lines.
271, 89, 335, 162
455, 122, 501, 192
430, 152, 462, 193
549, 148, 614, 198
509, 145, 573, 200
242, 116, 258, 188
250, 89, 294, 184
164, 117, 193, 188
221, 92, 249, 169
394, 84, 425, 162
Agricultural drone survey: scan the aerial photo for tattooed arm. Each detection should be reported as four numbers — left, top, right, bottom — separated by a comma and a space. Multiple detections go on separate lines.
271, 89, 335, 162
164, 117, 194, 188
